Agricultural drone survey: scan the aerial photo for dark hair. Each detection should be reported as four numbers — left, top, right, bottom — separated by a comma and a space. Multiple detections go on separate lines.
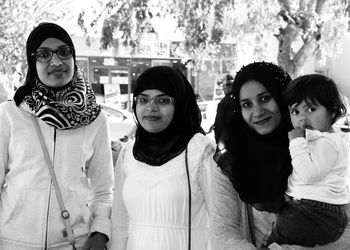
284, 74, 347, 124
225, 74, 234, 82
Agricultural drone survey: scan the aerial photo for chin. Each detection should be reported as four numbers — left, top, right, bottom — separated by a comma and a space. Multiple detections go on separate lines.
255, 127, 275, 135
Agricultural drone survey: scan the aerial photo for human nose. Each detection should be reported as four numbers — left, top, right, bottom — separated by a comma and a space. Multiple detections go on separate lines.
252, 103, 264, 117
145, 98, 158, 111
50, 53, 63, 66
298, 116, 306, 129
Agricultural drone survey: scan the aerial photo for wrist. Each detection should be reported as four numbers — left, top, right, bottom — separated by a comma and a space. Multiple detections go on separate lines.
90, 231, 109, 242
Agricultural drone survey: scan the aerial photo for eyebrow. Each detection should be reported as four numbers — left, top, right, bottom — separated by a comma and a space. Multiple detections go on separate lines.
139, 93, 170, 97
239, 91, 270, 103
37, 45, 69, 50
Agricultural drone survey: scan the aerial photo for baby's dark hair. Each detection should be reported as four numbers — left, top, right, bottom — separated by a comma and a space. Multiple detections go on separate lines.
283, 74, 347, 124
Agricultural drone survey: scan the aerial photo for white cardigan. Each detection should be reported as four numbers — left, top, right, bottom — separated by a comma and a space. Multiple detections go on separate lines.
0, 101, 114, 249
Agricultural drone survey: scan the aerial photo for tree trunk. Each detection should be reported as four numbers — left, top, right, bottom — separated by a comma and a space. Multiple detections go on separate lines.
276, 0, 325, 78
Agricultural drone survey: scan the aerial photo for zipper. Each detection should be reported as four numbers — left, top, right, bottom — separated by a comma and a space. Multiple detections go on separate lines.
44, 128, 57, 249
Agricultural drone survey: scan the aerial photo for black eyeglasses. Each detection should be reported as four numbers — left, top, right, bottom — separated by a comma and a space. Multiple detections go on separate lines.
31, 46, 74, 63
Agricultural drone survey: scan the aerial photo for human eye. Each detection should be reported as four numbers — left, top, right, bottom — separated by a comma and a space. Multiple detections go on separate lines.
240, 101, 251, 109
260, 94, 272, 103
35, 49, 51, 61
137, 96, 149, 105
58, 47, 73, 58
307, 106, 316, 112
289, 109, 299, 116
156, 97, 173, 105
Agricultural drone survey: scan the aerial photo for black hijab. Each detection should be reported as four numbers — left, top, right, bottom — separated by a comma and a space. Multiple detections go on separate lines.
215, 62, 293, 211
132, 66, 204, 166
14, 22, 76, 106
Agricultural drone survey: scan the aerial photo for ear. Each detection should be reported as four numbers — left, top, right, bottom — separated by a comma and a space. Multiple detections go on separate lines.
330, 112, 336, 124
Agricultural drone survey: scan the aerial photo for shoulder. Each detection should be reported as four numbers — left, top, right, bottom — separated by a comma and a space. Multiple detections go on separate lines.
86, 109, 108, 130
0, 100, 16, 111
189, 133, 215, 149
0, 100, 24, 117
305, 130, 349, 156
307, 129, 344, 146
97, 109, 108, 122
188, 133, 216, 161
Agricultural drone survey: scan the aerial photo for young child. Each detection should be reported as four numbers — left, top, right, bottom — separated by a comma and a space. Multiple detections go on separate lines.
264, 74, 350, 247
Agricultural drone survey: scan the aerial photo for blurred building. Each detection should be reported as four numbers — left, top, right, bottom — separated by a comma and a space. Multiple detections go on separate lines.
72, 36, 236, 109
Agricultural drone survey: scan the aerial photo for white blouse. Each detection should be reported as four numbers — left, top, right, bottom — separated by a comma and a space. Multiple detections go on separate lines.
110, 133, 216, 250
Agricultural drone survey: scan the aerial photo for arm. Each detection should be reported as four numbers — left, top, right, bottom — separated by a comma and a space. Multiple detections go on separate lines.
0, 105, 9, 194
211, 166, 257, 250
109, 146, 130, 250
197, 143, 216, 215
86, 119, 114, 241
211, 167, 317, 250
289, 136, 337, 183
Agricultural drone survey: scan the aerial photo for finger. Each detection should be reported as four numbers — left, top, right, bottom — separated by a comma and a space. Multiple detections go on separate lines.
299, 118, 306, 130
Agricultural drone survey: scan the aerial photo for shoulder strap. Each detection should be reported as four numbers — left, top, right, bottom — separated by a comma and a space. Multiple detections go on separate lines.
247, 203, 256, 246
185, 147, 191, 250
32, 116, 76, 249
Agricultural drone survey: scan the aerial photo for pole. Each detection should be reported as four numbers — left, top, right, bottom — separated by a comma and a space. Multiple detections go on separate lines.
127, 54, 133, 112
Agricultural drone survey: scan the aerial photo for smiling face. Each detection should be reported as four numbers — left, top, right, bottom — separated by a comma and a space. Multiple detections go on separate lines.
135, 89, 175, 133
35, 38, 74, 88
239, 80, 282, 135
289, 99, 333, 132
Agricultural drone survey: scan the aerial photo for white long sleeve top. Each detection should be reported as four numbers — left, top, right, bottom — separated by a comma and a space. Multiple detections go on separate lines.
286, 129, 350, 204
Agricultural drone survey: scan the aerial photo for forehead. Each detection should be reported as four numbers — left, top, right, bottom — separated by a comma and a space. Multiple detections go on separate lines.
239, 80, 268, 99
140, 89, 167, 96
289, 99, 320, 108
38, 38, 67, 49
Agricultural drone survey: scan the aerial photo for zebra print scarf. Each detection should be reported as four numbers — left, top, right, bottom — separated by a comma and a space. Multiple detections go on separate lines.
23, 69, 101, 130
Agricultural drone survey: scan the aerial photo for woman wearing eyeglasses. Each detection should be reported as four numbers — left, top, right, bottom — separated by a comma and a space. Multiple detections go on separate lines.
0, 23, 114, 249
109, 66, 216, 250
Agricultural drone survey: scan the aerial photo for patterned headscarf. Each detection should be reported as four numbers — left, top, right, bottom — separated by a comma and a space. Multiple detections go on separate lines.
215, 62, 293, 210
14, 22, 100, 129
132, 66, 204, 166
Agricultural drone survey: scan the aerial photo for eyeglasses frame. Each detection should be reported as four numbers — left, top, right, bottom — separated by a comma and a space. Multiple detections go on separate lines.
31, 46, 74, 63
133, 96, 175, 106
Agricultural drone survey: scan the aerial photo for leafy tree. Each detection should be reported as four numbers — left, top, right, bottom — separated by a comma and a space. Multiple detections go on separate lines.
79, 0, 350, 78
0, 0, 71, 91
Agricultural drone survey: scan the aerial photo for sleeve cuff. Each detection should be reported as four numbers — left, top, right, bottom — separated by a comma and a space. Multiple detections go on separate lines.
90, 216, 112, 242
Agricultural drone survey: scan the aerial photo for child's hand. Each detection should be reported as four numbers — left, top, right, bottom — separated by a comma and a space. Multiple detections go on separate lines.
288, 118, 306, 141
288, 128, 305, 140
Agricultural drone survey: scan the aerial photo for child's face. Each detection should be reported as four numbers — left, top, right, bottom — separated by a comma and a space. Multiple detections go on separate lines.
289, 99, 333, 132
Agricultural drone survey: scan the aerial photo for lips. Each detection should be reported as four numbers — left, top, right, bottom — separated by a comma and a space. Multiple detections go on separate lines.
143, 116, 159, 121
49, 67, 65, 74
254, 117, 271, 125
304, 125, 313, 130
